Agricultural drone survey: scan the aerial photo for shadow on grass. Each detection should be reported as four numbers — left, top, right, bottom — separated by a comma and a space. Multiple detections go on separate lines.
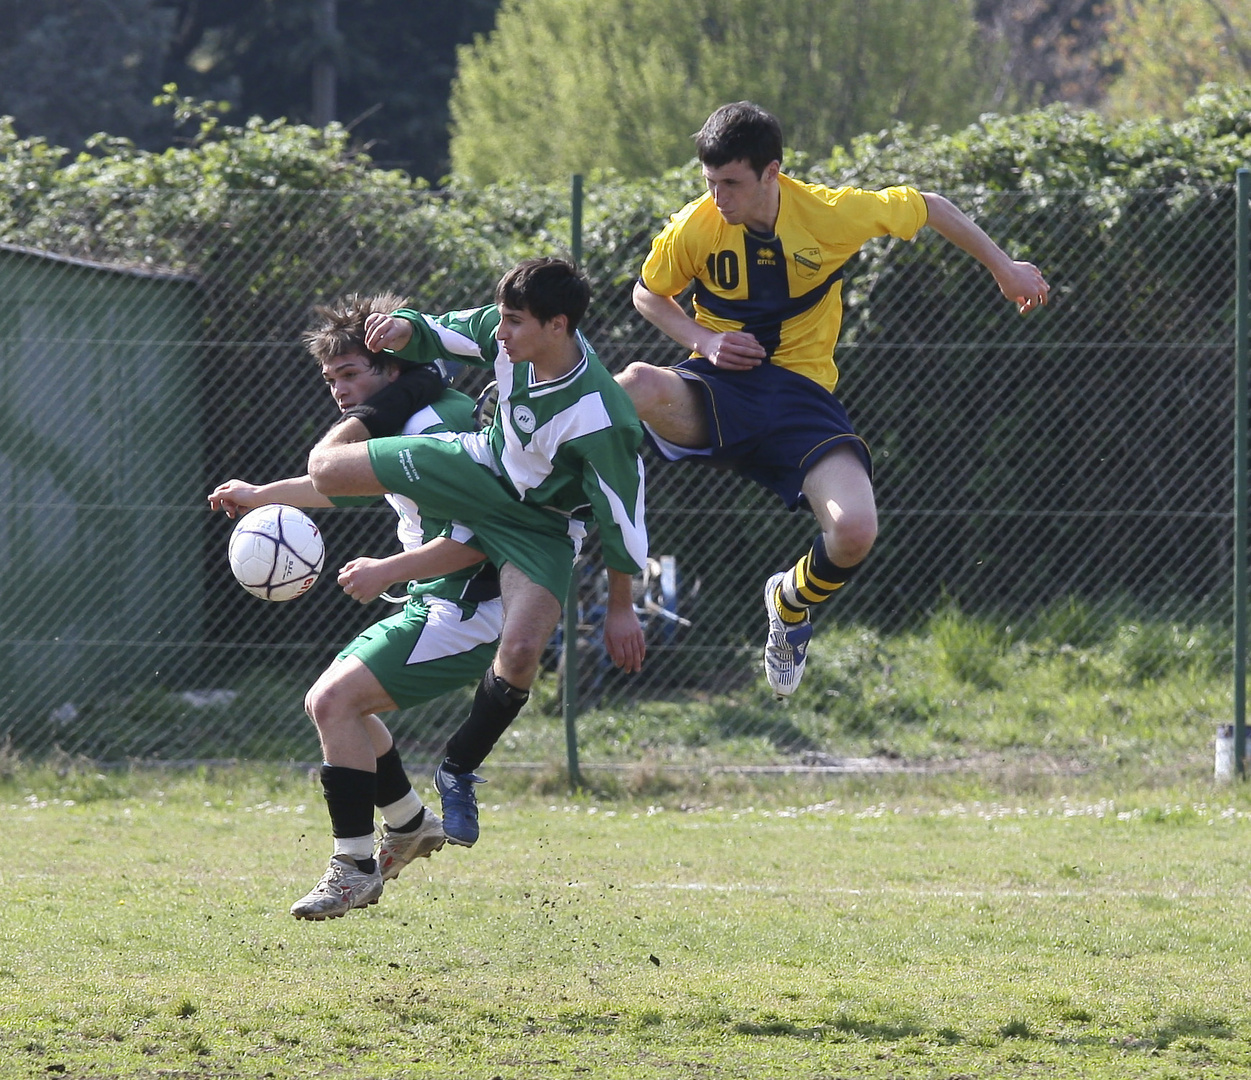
724, 1008, 1238, 1052
733, 1010, 926, 1042
1152, 1012, 1234, 1048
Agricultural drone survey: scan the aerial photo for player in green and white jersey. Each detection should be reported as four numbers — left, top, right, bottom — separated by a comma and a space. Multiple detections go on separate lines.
210, 293, 503, 920
308, 258, 648, 847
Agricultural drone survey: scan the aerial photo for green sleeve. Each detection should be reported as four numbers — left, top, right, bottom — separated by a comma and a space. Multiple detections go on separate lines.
386, 305, 502, 370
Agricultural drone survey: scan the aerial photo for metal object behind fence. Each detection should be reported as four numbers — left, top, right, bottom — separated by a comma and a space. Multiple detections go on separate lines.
0, 182, 1241, 767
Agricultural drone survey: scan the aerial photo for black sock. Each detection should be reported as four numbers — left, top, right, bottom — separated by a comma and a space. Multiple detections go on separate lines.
375, 744, 412, 807
443, 669, 530, 774
319, 764, 376, 840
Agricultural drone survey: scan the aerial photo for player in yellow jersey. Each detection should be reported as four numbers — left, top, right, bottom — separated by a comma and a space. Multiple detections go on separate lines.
618, 101, 1050, 697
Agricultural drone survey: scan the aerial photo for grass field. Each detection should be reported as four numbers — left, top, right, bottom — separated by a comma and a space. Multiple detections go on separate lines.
5, 762, 1251, 1079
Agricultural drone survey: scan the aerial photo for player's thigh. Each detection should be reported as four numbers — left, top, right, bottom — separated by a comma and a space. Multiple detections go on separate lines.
618, 364, 709, 447
307, 655, 399, 719
311, 442, 384, 498
369, 433, 505, 524
802, 443, 878, 539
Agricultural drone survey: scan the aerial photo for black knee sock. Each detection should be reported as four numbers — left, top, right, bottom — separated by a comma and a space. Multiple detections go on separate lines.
375, 744, 426, 832
443, 669, 530, 774
374, 745, 412, 807
320, 764, 376, 840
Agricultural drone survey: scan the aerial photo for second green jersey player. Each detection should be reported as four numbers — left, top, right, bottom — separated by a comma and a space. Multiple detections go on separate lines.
309, 258, 648, 847
210, 292, 503, 920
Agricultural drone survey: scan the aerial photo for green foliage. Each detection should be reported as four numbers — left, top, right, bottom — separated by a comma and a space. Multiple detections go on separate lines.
813, 83, 1251, 192
1102, 0, 1251, 120
9, 596, 1230, 767
0, 0, 501, 181
928, 600, 1008, 691
450, 0, 995, 182
5, 82, 1249, 307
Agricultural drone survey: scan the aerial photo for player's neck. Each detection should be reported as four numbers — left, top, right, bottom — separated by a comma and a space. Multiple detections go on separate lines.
530, 336, 583, 383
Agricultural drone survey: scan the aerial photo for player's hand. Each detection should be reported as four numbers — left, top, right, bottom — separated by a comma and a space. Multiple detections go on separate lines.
208, 479, 262, 519
363, 313, 414, 353
603, 607, 646, 673
997, 261, 1050, 315
337, 556, 393, 604
703, 330, 766, 370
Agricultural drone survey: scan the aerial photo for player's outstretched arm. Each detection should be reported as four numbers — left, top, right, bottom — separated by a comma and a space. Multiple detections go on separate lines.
337, 538, 488, 605
632, 280, 764, 370
602, 567, 646, 673
921, 192, 1050, 315
208, 476, 331, 519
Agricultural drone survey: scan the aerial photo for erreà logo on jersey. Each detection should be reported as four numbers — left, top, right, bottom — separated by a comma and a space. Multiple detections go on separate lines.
512, 405, 537, 433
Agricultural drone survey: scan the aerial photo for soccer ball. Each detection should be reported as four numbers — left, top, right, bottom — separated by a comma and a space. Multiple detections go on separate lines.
228, 504, 325, 602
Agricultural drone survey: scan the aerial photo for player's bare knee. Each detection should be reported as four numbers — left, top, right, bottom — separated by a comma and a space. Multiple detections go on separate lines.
493, 638, 543, 690
616, 363, 663, 422
304, 675, 355, 731
304, 679, 335, 726
824, 518, 877, 567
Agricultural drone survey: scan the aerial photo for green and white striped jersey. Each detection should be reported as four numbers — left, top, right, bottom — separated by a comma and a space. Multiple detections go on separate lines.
388, 304, 648, 576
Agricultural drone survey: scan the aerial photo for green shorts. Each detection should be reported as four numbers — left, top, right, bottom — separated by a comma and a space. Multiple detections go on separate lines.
337, 595, 504, 709
368, 433, 579, 599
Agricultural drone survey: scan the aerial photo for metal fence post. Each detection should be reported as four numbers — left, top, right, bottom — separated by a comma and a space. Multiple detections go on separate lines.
562, 173, 585, 787
1236, 167, 1249, 776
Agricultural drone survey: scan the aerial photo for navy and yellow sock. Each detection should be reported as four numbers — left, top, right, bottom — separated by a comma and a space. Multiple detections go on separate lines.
773, 534, 860, 625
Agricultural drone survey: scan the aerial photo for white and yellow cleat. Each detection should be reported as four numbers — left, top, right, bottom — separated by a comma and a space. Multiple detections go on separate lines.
290, 855, 383, 920
376, 811, 447, 882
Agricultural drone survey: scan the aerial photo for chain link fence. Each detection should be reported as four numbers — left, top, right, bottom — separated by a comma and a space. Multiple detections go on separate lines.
0, 179, 1242, 769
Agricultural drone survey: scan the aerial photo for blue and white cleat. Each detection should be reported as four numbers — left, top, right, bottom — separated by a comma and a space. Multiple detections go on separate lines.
434, 763, 486, 847
762, 571, 812, 698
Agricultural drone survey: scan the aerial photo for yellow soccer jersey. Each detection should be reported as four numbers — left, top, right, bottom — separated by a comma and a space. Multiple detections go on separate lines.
640, 173, 929, 391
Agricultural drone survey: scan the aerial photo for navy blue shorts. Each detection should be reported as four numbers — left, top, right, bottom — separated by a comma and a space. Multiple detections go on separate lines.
644, 357, 872, 511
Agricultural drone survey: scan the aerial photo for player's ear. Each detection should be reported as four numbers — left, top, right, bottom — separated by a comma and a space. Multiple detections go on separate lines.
762, 160, 781, 184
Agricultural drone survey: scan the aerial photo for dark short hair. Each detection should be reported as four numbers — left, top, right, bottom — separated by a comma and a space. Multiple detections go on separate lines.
301, 292, 408, 370
494, 257, 590, 333
694, 101, 783, 177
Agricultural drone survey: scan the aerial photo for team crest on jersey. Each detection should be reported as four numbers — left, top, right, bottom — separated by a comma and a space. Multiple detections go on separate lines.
512, 405, 537, 433
793, 247, 822, 280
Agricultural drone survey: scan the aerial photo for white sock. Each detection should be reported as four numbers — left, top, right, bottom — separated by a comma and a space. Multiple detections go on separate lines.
332, 834, 375, 862
379, 789, 424, 830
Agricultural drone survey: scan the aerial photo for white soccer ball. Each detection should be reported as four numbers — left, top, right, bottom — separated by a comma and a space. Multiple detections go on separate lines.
228, 504, 325, 602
